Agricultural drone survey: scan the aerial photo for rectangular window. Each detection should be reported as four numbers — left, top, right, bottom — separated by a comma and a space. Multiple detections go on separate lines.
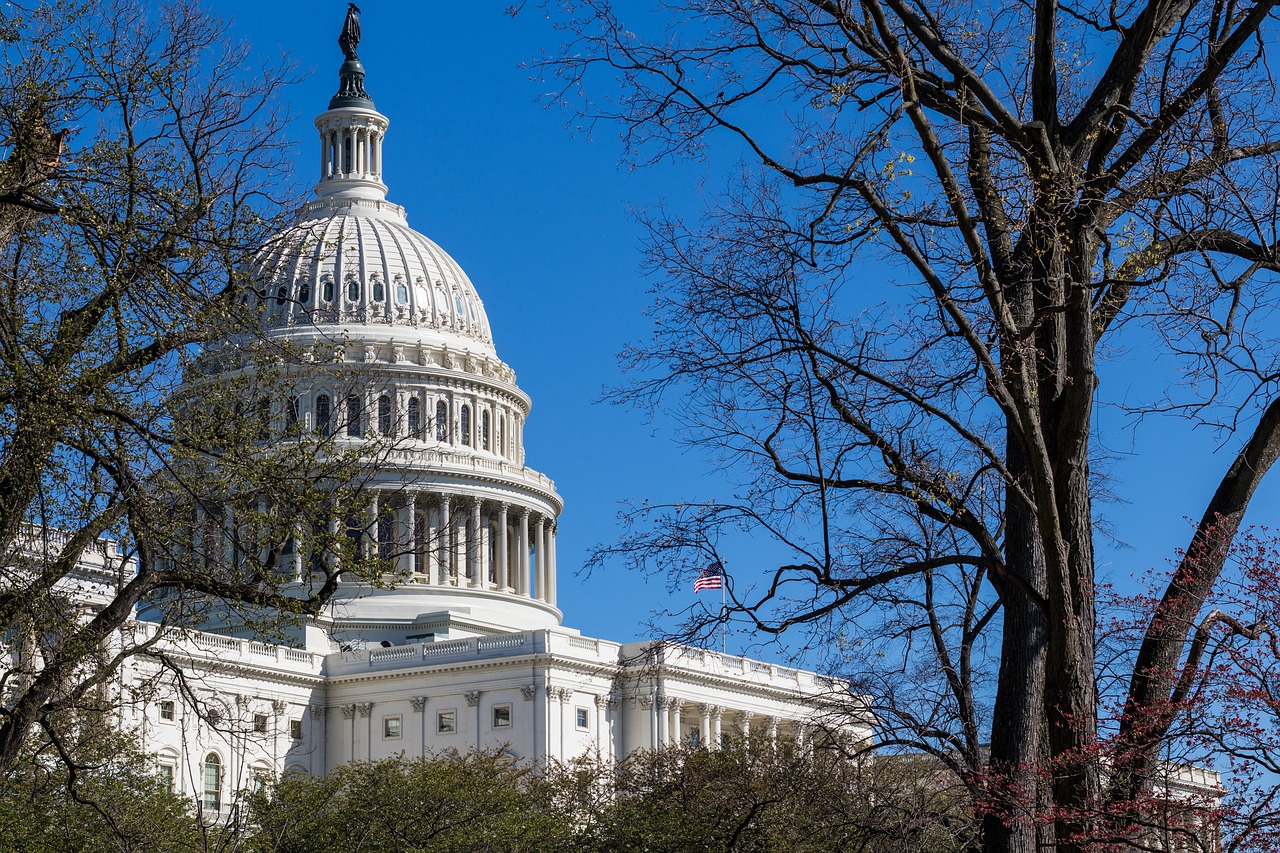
159, 700, 175, 722
576, 707, 589, 730
492, 704, 511, 728
383, 715, 402, 739
437, 709, 456, 734
253, 713, 269, 733
290, 718, 303, 740
158, 764, 175, 792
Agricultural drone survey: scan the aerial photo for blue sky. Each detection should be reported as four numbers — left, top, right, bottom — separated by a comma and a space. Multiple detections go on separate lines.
206, 1, 1280, 657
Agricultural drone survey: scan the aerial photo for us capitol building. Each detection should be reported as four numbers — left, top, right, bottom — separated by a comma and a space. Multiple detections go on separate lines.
67, 12, 863, 809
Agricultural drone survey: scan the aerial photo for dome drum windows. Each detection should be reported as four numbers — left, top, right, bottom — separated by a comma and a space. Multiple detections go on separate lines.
321, 275, 334, 303
346, 275, 360, 304
371, 275, 385, 303
481, 410, 490, 451
435, 401, 448, 442
378, 395, 392, 437
407, 397, 421, 439
346, 395, 363, 437
460, 405, 471, 447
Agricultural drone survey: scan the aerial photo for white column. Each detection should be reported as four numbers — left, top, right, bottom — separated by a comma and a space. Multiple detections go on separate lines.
671, 700, 684, 747
366, 492, 379, 561
699, 705, 712, 749
438, 494, 452, 586
496, 503, 510, 592
740, 711, 753, 744
395, 498, 413, 577
517, 509, 530, 597
654, 694, 667, 747
469, 497, 483, 588
711, 706, 723, 750
768, 716, 780, 752
548, 521, 558, 607
424, 494, 437, 584
535, 516, 547, 602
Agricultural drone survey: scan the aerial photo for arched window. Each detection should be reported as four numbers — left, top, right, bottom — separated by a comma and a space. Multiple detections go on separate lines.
460, 405, 471, 446
378, 395, 392, 437
346, 395, 362, 437
274, 283, 287, 308
316, 394, 331, 437
481, 410, 490, 451
286, 396, 300, 433
202, 753, 222, 811
407, 397, 421, 438
322, 275, 334, 303
297, 278, 310, 305
372, 277, 385, 302
347, 276, 360, 303
435, 401, 448, 441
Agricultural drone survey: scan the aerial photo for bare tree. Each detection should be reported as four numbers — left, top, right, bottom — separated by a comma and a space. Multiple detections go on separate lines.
547, 0, 1280, 850
0, 0, 386, 773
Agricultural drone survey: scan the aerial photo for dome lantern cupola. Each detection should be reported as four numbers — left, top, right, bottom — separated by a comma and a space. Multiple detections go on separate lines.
314, 4, 388, 203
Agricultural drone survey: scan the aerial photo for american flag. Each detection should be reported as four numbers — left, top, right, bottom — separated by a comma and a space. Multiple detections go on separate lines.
694, 563, 724, 593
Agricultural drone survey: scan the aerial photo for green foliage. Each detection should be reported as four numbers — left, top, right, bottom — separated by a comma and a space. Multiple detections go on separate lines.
247, 752, 575, 853
0, 730, 201, 853
247, 745, 975, 853
572, 740, 975, 853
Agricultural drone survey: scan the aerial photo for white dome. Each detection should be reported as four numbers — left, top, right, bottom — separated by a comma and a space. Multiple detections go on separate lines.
251, 197, 496, 355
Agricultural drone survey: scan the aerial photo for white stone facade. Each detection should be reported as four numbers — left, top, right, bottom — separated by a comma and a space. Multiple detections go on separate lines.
87, 23, 868, 815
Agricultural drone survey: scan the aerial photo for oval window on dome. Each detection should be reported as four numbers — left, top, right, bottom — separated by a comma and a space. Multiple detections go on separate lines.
347, 276, 360, 303
297, 278, 310, 306
372, 276, 384, 303
275, 283, 287, 308
395, 276, 408, 305
321, 275, 334, 303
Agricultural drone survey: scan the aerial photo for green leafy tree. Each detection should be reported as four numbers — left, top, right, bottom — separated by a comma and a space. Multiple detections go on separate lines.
248, 752, 575, 853
0, 726, 203, 853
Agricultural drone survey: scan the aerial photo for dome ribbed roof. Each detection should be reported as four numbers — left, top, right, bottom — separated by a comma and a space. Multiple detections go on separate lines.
251, 197, 496, 355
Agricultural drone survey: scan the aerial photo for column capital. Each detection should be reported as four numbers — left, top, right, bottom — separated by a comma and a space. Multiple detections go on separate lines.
410, 697, 427, 712
464, 690, 482, 707
357, 702, 374, 718
470, 494, 482, 508
340, 704, 357, 720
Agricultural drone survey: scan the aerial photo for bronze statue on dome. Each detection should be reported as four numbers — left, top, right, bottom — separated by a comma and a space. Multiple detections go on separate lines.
339, 4, 361, 61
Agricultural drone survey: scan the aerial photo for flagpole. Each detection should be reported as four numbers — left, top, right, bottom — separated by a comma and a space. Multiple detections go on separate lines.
721, 580, 726, 654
